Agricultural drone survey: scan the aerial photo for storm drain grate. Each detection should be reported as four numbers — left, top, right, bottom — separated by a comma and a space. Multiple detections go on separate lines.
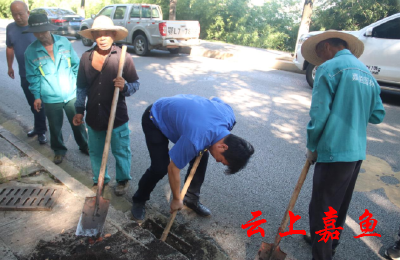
0, 186, 62, 211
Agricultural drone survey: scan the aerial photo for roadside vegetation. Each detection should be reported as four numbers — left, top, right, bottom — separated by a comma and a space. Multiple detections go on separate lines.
0, 0, 399, 51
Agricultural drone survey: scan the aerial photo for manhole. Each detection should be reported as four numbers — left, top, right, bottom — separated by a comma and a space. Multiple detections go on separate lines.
142, 218, 192, 255
0, 186, 62, 211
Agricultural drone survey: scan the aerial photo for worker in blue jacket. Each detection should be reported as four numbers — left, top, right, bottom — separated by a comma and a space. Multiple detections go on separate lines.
131, 95, 254, 221
301, 31, 385, 260
24, 13, 88, 164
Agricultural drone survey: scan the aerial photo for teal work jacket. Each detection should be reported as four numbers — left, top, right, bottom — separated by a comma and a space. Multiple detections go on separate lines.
25, 34, 79, 104
307, 49, 385, 163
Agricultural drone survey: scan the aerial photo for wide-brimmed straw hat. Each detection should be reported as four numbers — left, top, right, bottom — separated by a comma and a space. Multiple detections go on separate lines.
78, 15, 128, 41
22, 13, 59, 33
301, 30, 364, 66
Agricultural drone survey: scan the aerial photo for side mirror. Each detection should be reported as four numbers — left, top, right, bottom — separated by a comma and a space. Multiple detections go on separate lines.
91, 14, 96, 19
365, 27, 373, 37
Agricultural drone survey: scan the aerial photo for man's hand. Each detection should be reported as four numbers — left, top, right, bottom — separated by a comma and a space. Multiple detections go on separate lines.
33, 99, 42, 113
306, 148, 318, 165
170, 198, 183, 214
8, 67, 14, 79
73, 114, 84, 126
113, 76, 125, 92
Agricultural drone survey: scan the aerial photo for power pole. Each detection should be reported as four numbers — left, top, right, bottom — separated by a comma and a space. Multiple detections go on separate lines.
79, 0, 85, 18
169, 0, 177, 20
294, 0, 315, 53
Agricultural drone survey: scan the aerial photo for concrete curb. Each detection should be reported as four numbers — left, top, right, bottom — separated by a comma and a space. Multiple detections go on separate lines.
0, 125, 92, 199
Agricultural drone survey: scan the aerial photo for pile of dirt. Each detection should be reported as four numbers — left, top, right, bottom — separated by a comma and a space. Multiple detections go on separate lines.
26, 229, 159, 260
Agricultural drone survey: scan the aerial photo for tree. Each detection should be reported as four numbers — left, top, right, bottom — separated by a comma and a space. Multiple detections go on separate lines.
169, 0, 177, 20
311, 0, 400, 31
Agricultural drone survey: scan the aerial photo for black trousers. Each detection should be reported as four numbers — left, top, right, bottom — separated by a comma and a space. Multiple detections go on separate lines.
132, 105, 208, 204
20, 76, 47, 134
309, 161, 362, 260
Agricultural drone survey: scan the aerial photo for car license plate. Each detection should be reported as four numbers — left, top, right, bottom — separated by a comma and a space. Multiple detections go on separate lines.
69, 22, 80, 26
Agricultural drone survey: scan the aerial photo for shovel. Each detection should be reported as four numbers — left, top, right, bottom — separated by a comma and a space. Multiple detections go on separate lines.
255, 160, 311, 260
76, 45, 128, 237
161, 153, 203, 241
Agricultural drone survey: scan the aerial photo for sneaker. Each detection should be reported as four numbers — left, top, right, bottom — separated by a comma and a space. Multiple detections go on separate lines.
53, 155, 64, 164
114, 180, 129, 196
131, 201, 146, 221
386, 240, 400, 260
183, 200, 211, 217
91, 182, 109, 194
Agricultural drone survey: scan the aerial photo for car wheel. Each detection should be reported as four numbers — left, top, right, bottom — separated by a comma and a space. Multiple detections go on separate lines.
81, 28, 93, 46
169, 48, 180, 54
133, 35, 148, 56
306, 63, 317, 88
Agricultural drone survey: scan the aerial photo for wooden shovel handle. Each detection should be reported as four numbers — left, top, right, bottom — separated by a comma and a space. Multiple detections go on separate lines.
161, 153, 203, 241
96, 46, 127, 201
274, 159, 311, 245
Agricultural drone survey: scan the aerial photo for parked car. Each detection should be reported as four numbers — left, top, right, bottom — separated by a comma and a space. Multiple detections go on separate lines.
79, 4, 200, 56
293, 13, 400, 92
30, 7, 84, 39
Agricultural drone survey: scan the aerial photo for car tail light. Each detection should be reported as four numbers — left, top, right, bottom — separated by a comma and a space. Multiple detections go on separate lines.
159, 22, 167, 36
51, 19, 67, 24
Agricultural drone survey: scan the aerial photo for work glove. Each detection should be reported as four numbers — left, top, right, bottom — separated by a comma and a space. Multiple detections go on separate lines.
306, 148, 318, 165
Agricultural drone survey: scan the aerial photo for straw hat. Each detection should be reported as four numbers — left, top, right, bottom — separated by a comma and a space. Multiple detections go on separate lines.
301, 30, 364, 66
79, 15, 128, 41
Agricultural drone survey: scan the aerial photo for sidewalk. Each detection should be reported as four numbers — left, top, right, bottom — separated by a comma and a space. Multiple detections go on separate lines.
185, 40, 302, 74
0, 125, 229, 260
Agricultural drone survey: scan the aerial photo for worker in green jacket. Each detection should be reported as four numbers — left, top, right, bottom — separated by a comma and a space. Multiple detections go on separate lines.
24, 13, 88, 164
302, 31, 385, 260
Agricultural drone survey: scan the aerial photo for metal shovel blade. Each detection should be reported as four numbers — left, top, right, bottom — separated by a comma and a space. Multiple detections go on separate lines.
254, 242, 286, 260
75, 196, 110, 237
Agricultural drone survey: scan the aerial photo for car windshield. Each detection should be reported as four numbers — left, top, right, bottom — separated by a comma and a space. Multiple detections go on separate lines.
47, 8, 76, 16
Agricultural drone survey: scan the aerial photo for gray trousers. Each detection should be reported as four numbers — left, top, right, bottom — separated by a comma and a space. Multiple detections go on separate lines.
309, 161, 362, 260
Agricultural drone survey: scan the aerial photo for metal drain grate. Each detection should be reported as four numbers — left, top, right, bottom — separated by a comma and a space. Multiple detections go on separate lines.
0, 186, 62, 211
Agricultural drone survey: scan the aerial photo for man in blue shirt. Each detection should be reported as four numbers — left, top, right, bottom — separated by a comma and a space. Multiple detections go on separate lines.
131, 95, 254, 221
301, 31, 385, 260
6, 1, 47, 144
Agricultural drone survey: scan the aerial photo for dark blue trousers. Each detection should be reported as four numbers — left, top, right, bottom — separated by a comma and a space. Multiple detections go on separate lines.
133, 105, 208, 204
309, 161, 362, 260
20, 76, 47, 134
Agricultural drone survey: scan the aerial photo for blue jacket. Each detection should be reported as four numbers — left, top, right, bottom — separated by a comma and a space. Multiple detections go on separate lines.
307, 49, 385, 162
25, 34, 79, 103
151, 95, 236, 169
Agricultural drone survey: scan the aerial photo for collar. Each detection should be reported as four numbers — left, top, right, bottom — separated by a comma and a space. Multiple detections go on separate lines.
334, 49, 352, 58
34, 34, 61, 52
88, 44, 118, 61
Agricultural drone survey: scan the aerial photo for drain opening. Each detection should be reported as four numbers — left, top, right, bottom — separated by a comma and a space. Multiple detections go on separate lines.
142, 218, 192, 255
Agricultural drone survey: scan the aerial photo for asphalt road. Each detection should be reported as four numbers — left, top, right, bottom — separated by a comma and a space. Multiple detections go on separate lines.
0, 20, 399, 260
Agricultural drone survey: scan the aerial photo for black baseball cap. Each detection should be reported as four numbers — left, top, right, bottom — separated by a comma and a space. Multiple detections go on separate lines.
22, 13, 59, 33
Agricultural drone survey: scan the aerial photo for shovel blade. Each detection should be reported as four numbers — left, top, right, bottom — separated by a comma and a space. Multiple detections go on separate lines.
254, 242, 287, 260
75, 196, 110, 237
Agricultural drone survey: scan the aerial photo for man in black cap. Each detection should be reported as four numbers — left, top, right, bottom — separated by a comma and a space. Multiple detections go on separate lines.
24, 13, 88, 164
6, 0, 47, 143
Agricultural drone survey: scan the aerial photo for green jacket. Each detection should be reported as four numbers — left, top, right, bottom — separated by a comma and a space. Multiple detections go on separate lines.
307, 49, 385, 162
25, 34, 79, 103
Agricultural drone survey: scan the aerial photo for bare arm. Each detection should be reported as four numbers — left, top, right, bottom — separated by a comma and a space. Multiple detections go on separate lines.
6, 46, 15, 79
167, 160, 183, 213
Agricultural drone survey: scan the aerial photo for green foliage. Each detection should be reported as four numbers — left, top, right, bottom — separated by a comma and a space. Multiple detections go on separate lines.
0, 0, 15, 18
1, 0, 399, 51
311, 0, 400, 31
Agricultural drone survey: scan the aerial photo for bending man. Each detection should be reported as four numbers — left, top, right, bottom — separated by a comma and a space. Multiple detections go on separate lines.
131, 94, 254, 221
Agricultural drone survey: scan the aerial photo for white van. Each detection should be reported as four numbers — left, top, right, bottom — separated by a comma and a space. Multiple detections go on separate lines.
293, 13, 400, 92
